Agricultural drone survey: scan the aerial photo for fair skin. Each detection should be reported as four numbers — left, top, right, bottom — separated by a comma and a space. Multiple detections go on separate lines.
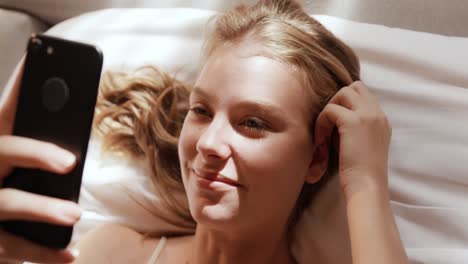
0, 42, 406, 263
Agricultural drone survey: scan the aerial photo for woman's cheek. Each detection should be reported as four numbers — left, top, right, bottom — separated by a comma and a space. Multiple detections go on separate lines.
237, 137, 289, 175
244, 133, 310, 177
179, 120, 198, 163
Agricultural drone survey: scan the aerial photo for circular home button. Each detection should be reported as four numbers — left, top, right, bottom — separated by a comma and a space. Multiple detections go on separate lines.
41, 77, 70, 112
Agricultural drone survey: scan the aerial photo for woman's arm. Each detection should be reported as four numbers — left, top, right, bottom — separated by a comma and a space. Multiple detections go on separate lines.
346, 185, 407, 264
315, 81, 408, 264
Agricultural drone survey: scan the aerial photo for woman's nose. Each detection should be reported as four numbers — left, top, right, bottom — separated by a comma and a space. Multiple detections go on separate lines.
196, 117, 231, 160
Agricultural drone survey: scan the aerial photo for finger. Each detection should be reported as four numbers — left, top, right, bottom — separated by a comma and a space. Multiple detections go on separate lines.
0, 229, 77, 264
0, 135, 76, 176
314, 103, 353, 145
0, 189, 81, 225
328, 85, 362, 111
349, 82, 385, 115
349, 81, 374, 99
0, 55, 25, 135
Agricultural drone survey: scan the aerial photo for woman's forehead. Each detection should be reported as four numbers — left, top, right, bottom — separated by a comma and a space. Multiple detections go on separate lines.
199, 40, 305, 88
195, 43, 316, 124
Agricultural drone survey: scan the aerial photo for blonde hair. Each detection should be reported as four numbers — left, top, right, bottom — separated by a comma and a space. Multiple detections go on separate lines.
94, 0, 360, 231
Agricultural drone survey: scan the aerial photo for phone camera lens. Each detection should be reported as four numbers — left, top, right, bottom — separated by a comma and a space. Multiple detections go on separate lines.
47, 46, 54, 55
30, 38, 42, 55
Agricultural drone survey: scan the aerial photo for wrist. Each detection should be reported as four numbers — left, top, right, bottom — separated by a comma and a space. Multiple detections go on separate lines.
342, 175, 389, 204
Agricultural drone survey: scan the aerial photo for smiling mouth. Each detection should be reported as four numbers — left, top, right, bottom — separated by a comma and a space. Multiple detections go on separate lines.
192, 169, 243, 188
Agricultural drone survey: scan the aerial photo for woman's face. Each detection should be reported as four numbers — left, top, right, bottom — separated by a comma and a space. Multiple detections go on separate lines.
178, 42, 324, 231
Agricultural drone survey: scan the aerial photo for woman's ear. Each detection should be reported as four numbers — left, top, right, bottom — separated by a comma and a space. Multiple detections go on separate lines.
305, 139, 329, 184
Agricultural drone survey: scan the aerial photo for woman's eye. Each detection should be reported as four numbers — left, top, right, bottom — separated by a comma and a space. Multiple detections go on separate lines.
240, 118, 269, 134
189, 106, 211, 117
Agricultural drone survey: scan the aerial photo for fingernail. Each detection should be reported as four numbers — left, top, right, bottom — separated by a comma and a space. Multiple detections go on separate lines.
61, 248, 79, 263
61, 151, 76, 169
70, 248, 80, 258
57, 203, 81, 223
55, 150, 76, 172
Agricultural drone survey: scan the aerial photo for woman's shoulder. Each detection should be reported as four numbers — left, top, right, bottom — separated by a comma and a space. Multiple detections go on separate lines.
72, 223, 160, 263
80, 223, 142, 240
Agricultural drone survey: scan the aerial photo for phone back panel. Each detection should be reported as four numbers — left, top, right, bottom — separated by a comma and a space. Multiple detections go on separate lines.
2, 35, 103, 248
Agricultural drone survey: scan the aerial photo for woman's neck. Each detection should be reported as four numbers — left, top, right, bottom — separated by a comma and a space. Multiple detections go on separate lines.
189, 224, 296, 264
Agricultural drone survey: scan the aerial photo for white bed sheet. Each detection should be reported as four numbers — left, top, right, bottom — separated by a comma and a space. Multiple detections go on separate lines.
2, 8, 468, 264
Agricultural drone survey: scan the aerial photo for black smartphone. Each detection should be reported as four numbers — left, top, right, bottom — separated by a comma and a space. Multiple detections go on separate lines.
1, 34, 103, 249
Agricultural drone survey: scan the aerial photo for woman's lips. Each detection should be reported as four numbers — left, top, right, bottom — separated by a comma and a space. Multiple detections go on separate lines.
192, 168, 242, 188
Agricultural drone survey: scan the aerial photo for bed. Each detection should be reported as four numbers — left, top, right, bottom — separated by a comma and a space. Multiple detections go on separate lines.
1, 1, 468, 263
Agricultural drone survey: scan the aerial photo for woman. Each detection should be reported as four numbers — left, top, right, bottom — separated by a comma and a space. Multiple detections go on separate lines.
0, 0, 407, 263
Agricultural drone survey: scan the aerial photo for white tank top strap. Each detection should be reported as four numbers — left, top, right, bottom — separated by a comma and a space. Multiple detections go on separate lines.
147, 236, 167, 264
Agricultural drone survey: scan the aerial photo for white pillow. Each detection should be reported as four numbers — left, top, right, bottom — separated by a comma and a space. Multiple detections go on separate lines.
0, 0, 258, 24
3, 8, 468, 264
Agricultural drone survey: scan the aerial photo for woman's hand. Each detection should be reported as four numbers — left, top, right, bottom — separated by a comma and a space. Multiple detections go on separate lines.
315, 81, 407, 263
315, 81, 392, 201
0, 58, 81, 263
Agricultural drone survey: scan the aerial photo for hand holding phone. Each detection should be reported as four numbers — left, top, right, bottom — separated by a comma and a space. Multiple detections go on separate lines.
0, 58, 80, 263
0, 34, 103, 262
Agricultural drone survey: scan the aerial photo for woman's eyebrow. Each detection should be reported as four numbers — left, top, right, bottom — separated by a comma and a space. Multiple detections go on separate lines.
236, 100, 287, 118
192, 86, 286, 118
192, 86, 210, 98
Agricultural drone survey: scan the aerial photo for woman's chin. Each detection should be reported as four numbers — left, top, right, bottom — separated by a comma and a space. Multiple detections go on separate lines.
191, 203, 240, 227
